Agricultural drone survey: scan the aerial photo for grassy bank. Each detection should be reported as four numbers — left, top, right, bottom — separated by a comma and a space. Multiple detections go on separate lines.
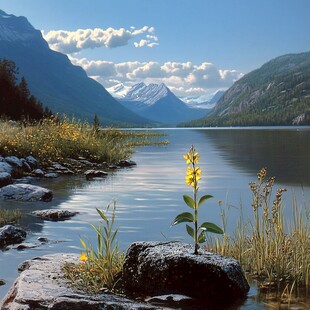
0, 117, 167, 164
209, 168, 310, 293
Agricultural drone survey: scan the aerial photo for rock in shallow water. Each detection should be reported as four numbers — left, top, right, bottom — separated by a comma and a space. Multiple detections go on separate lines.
122, 241, 250, 307
0, 225, 27, 248
32, 209, 78, 221
0, 184, 53, 202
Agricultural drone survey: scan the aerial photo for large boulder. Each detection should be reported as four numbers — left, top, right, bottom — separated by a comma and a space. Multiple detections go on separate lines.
0, 225, 27, 248
0, 184, 53, 202
0, 254, 160, 310
122, 241, 250, 307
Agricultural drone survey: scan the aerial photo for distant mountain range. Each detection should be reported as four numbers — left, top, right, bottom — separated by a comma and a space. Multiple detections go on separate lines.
108, 82, 211, 125
0, 9, 151, 127
182, 51, 310, 126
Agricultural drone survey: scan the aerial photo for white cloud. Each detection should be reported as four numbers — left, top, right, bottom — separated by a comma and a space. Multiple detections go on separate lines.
69, 57, 243, 99
43, 26, 159, 54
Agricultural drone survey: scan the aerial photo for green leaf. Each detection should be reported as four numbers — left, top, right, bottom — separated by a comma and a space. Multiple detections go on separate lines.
198, 231, 206, 243
96, 208, 108, 222
183, 195, 195, 209
186, 224, 194, 238
171, 212, 194, 226
200, 222, 224, 234
198, 195, 213, 207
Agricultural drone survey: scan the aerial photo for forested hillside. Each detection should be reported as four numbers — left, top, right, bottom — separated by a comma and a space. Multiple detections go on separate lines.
181, 52, 310, 126
0, 59, 52, 120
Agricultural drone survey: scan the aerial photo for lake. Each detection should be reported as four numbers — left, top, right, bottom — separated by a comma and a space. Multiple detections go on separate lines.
1, 127, 310, 308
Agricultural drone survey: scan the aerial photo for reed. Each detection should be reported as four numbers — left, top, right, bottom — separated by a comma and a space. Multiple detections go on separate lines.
209, 168, 310, 291
63, 201, 124, 293
0, 209, 21, 226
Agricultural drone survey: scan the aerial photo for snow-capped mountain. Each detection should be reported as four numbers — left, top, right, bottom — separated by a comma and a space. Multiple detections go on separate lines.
0, 9, 150, 126
109, 82, 208, 125
107, 83, 132, 99
183, 90, 225, 109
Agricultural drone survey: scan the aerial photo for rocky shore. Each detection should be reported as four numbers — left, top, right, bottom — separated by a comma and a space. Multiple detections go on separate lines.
0, 242, 250, 309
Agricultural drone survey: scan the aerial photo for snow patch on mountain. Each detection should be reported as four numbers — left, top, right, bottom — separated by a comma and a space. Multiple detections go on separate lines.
108, 82, 170, 105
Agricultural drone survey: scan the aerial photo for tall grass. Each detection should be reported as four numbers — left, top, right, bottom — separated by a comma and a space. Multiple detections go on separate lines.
0, 117, 167, 164
0, 209, 21, 226
209, 168, 310, 291
63, 202, 124, 293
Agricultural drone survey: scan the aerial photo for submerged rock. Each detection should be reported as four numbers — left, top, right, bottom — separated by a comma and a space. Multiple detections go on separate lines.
84, 169, 108, 180
118, 160, 137, 167
0, 254, 160, 309
32, 209, 78, 221
0, 225, 27, 248
122, 241, 250, 307
0, 184, 53, 202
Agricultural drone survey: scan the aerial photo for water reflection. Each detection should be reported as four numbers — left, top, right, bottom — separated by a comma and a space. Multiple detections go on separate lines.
198, 127, 310, 186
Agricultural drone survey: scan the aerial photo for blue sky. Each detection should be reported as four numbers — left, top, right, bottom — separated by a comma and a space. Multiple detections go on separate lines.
1, 0, 310, 101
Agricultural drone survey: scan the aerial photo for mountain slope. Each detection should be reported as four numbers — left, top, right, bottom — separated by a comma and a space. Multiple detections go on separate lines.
0, 10, 150, 126
182, 52, 310, 126
110, 83, 206, 125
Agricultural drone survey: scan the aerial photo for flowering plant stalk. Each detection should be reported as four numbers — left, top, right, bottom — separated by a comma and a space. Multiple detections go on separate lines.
172, 145, 223, 254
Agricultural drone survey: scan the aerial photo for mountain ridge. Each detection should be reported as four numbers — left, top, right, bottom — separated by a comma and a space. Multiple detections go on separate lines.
110, 82, 207, 125
181, 51, 310, 126
0, 10, 151, 127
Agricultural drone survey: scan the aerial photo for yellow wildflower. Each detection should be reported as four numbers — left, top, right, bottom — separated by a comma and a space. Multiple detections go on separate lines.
80, 253, 88, 262
183, 153, 191, 165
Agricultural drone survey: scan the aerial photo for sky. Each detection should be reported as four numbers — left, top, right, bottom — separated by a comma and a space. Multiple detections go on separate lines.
1, 0, 310, 102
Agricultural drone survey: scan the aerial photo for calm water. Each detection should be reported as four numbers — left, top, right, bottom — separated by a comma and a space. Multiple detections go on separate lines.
1, 127, 310, 308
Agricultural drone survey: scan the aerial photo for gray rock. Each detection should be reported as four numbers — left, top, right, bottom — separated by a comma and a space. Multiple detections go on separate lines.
0, 254, 161, 309
44, 172, 59, 178
33, 168, 45, 177
84, 169, 108, 180
0, 155, 4, 162
32, 209, 78, 221
0, 184, 53, 202
118, 160, 137, 167
37, 237, 49, 243
0, 279, 5, 286
0, 225, 27, 248
0, 162, 13, 174
4, 156, 23, 168
16, 242, 38, 250
0, 172, 12, 187
25, 155, 38, 168
50, 163, 74, 175
122, 241, 250, 307
20, 159, 32, 172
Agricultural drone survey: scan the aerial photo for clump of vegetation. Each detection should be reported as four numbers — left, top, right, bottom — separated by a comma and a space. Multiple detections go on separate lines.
0, 117, 167, 164
0, 209, 21, 226
172, 145, 223, 254
210, 168, 310, 291
63, 202, 124, 293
